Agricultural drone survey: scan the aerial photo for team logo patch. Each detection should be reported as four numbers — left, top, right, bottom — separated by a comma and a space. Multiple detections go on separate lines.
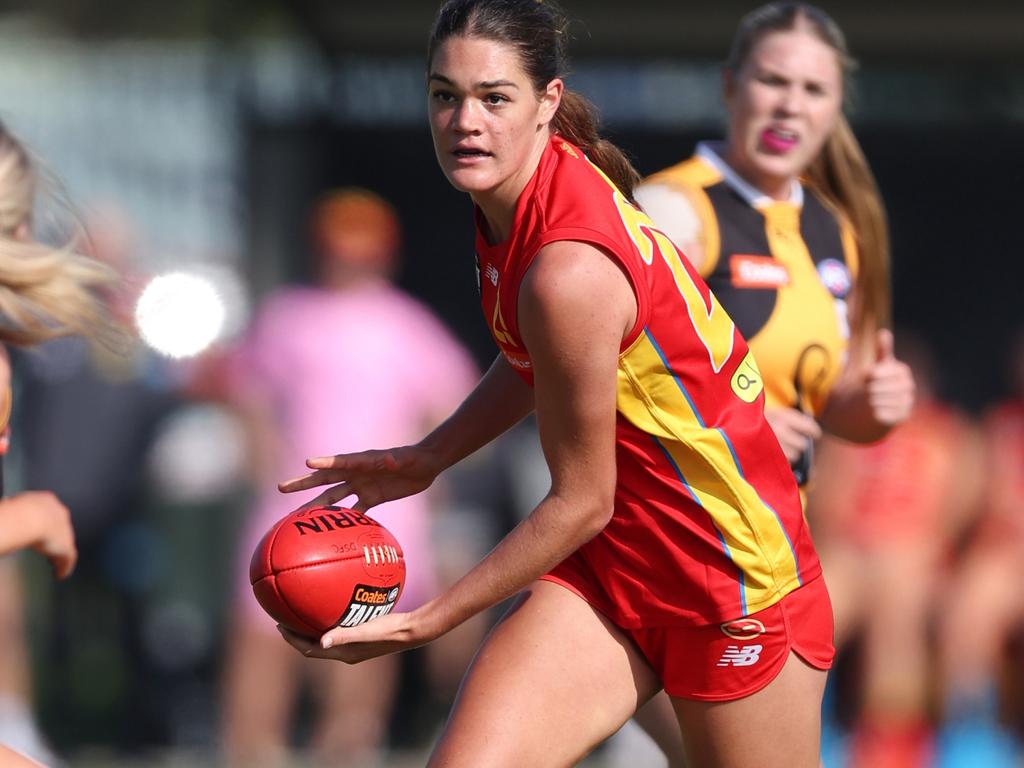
730, 351, 764, 404
720, 617, 767, 640
730, 255, 790, 288
336, 583, 401, 628
816, 258, 851, 298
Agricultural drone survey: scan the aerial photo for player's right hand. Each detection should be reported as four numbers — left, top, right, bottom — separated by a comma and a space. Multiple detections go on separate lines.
764, 407, 822, 463
16, 491, 77, 579
278, 445, 441, 512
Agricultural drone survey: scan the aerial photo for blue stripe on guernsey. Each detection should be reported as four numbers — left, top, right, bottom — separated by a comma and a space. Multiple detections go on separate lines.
716, 426, 802, 582
616, 327, 803, 614
652, 435, 700, 506
652, 434, 749, 613
716, 427, 744, 478
763, 501, 802, 587
646, 331, 705, 429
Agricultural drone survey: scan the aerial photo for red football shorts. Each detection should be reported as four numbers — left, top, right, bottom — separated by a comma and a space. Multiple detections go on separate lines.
542, 569, 834, 702
628, 576, 835, 701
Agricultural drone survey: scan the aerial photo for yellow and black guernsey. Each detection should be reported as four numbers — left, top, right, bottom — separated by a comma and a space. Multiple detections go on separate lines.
641, 143, 858, 481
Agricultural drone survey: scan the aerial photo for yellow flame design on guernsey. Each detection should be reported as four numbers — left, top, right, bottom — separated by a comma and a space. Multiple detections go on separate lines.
617, 333, 801, 613
491, 292, 515, 347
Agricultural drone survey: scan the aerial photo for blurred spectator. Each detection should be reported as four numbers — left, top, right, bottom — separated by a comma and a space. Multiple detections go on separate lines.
933, 330, 1024, 767
219, 187, 479, 766
806, 332, 984, 768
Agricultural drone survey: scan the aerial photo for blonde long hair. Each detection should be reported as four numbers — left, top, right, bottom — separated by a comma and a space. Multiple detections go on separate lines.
0, 123, 119, 347
728, 2, 890, 358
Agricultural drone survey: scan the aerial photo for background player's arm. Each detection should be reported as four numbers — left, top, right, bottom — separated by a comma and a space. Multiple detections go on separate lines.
820, 328, 915, 442
0, 491, 77, 579
284, 239, 635, 661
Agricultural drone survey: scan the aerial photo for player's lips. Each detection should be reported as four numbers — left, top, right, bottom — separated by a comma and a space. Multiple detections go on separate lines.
451, 145, 492, 163
759, 126, 799, 154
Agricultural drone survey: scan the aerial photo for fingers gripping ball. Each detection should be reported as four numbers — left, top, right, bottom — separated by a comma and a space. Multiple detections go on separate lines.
250, 506, 405, 638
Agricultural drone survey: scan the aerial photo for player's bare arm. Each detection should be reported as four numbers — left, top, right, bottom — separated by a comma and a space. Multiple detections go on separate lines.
293, 239, 636, 662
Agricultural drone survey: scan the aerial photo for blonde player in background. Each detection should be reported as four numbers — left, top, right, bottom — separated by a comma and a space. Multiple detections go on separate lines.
0, 122, 120, 767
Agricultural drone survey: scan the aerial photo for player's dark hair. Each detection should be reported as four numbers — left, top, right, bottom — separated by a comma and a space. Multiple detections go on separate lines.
428, 0, 641, 201
727, 2, 891, 353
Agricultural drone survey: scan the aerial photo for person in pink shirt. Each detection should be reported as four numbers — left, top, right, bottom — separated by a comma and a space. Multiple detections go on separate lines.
220, 188, 478, 766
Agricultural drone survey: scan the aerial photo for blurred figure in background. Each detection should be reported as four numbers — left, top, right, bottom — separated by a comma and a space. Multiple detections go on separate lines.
933, 330, 1024, 768
806, 332, 984, 768
0, 122, 123, 766
631, 3, 914, 762
220, 187, 478, 767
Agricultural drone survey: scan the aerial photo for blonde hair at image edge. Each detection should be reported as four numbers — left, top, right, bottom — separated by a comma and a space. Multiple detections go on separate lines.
0, 123, 120, 348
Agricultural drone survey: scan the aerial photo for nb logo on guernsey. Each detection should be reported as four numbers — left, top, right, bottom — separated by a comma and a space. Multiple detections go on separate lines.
717, 644, 763, 667
484, 263, 499, 287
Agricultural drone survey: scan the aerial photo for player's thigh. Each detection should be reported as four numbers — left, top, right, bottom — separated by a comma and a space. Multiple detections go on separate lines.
428, 580, 662, 768
672, 651, 827, 768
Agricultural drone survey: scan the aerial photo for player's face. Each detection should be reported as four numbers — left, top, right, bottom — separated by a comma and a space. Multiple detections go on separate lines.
428, 36, 561, 204
724, 28, 842, 198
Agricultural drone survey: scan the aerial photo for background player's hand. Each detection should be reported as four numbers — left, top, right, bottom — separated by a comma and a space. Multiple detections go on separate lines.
764, 407, 822, 463
864, 329, 915, 427
3, 491, 78, 579
278, 444, 442, 512
277, 608, 437, 664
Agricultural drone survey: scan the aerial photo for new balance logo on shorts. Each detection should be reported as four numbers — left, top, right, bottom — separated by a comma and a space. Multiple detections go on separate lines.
717, 644, 763, 667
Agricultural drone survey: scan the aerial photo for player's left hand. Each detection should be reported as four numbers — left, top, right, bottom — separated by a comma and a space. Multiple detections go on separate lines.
864, 328, 915, 427
277, 608, 439, 664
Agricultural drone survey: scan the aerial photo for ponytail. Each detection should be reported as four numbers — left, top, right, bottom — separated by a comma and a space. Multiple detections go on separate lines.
552, 90, 641, 203
804, 114, 890, 361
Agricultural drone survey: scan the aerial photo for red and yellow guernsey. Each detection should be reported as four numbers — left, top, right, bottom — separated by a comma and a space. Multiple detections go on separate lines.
475, 136, 820, 626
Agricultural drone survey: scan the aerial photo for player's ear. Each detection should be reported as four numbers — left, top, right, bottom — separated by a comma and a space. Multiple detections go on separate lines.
538, 78, 563, 127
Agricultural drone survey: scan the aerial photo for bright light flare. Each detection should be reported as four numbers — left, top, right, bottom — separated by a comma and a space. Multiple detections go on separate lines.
135, 272, 225, 358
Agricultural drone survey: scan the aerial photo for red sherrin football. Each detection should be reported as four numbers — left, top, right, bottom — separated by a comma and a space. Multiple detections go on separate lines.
250, 505, 405, 638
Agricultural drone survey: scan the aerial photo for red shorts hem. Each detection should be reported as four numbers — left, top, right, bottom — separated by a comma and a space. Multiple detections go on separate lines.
638, 575, 835, 701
